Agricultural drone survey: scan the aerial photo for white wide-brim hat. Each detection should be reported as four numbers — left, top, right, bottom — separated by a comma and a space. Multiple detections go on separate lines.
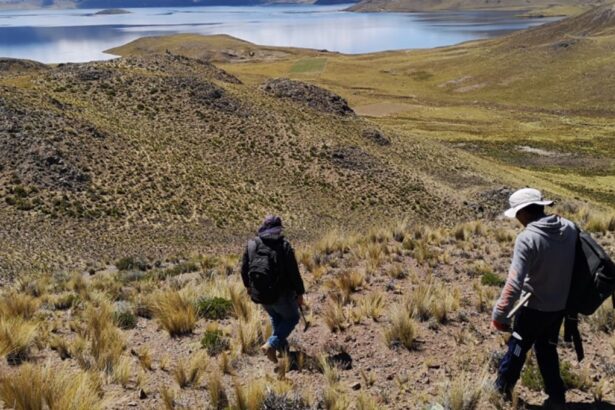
504, 188, 554, 218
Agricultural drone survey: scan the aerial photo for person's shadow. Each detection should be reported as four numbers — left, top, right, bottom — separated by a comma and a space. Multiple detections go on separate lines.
525, 403, 615, 409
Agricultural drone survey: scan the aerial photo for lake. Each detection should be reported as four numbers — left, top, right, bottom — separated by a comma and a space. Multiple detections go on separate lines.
0, 5, 559, 63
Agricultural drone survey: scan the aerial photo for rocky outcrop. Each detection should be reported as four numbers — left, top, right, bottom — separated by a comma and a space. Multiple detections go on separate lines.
361, 128, 391, 146
0, 58, 48, 74
261, 78, 354, 117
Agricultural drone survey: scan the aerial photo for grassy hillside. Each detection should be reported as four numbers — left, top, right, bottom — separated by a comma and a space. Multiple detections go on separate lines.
2, 8, 615, 410
347, 0, 608, 16
111, 6, 615, 213
0, 53, 490, 275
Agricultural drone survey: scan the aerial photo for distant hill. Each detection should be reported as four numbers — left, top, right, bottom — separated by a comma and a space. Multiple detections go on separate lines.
106, 34, 330, 63
348, 0, 608, 16
0, 0, 357, 9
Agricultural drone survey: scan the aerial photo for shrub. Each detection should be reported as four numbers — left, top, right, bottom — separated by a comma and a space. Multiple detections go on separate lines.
585, 214, 615, 234
0, 317, 38, 364
384, 304, 418, 350
196, 296, 233, 320
154, 261, 200, 280
115, 256, 148, 271
494, 228, 515, 243
52, 292, 79, 310
480, 271, 505, 287
135, 346, 153, 371
561, 361, 591, 391
207, 368, 228, 409
332, 270, 364, 303
0, 292, 39, 319
134, 296, 154, 319
84, 303, 125, 372
356, 392, 379, 410
113, 356, 132, 387
438, 371, 484, 410
587, 303, 615, 333
237, 317, 263, 355
232, 378, 265, 410
407, 281, 459, 323
322, 297, 346, 332
116, 270, 148, 283
151, 291, 197, 337
201, 326, 230, 356
0, 363, 104, 410
49, 334, 72, 360
113, 309, 137, 330
174, 352, 208, 389
261, 390, 310, 410
358, 291, 385, 322
387, 264, 407, 279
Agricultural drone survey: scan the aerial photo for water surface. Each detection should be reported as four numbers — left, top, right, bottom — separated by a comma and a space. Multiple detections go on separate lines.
0, 5, 559, 63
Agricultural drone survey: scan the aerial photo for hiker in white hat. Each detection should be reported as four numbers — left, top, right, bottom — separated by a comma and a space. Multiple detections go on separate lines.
492, 188, 578, 409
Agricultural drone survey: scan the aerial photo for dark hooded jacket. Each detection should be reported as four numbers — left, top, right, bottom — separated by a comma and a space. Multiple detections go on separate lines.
240, 231, 305, 299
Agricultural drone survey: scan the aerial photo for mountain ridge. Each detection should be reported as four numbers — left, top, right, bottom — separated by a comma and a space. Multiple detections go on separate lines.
347, 0, 609, 16
0, 0, 357, 9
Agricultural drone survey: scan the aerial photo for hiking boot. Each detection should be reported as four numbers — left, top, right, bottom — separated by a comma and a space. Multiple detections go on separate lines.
261, 343, 278, 363
542, 398, 566, 410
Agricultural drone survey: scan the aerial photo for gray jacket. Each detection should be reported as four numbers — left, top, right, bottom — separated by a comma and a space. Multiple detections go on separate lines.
492, 215, 577, 324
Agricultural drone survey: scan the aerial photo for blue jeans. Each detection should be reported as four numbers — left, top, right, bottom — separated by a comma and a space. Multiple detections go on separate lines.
263, 292, 300, 351
496, 307, 566, 403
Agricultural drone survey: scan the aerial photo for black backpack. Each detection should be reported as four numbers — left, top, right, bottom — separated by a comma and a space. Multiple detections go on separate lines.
246, 237, 282, 305
564, 228, 615, 361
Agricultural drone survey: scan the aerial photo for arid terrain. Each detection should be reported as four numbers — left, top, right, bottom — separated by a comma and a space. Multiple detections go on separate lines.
0, 207, 614, 410
1, 2, 615, 410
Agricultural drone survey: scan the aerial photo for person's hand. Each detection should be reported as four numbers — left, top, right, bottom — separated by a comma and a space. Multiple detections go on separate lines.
491, 320, 511, 332
296, 294, 304, 306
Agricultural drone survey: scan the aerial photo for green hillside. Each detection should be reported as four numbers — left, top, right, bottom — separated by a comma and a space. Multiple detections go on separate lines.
0, 54, 485, 275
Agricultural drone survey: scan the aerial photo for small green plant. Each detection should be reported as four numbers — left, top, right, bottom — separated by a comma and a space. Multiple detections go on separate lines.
195, 297, 233, 320
522, 357, 590, 392
201, 327, 230, 356
561, 361, 591, 391
521, 355, 543, 391
481, 271, 505, 287
113, 310, 137, 330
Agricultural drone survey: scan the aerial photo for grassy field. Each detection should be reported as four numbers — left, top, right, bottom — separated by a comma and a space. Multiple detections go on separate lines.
1, 213, 614, 409
290, 58, 328, 74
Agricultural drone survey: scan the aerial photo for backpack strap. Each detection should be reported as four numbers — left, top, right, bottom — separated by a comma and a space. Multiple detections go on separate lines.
564, 314, 584, 362
247, 237, 261, 262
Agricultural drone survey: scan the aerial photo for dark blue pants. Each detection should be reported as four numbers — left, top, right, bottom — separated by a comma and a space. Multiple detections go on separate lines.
496, 307, 566, 403
263, 292, 300, 352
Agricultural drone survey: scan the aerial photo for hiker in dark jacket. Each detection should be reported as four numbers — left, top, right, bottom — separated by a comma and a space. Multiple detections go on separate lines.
492, 188, 577, 410
240, 215, 305, 363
